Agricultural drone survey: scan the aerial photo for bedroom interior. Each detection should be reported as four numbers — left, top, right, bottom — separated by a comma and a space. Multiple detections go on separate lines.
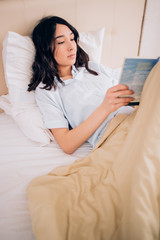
0, 0, 160, 240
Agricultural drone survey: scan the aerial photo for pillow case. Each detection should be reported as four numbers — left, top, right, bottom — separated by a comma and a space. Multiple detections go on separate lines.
2, 32, 53, 145
1, 29, 104, 145
79, 28, 105, 63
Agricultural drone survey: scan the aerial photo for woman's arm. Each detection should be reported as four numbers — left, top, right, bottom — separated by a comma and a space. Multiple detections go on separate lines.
51, 84, 134, 154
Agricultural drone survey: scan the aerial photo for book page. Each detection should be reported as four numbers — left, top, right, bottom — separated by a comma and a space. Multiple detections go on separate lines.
119, 58, 158, 103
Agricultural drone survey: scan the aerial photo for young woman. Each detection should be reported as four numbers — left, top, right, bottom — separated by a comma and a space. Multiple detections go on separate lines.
28, 16, 134, 154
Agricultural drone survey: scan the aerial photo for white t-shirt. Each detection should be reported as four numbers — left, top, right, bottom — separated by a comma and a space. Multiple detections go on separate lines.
35, 61, 133, 148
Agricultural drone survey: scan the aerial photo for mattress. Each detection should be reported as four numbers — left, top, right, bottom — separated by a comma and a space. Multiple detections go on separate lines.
0, 112, 92, 240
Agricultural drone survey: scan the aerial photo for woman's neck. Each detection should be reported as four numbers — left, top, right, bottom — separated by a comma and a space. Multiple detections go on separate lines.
58, 66, 73, 80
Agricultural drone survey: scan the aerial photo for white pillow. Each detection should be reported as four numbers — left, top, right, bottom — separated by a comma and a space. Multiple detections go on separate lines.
79, 28, 105, 63
1, 29, 104, 145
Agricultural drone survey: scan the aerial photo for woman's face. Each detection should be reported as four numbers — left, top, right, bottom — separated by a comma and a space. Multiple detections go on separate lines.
53, 24, 77, 69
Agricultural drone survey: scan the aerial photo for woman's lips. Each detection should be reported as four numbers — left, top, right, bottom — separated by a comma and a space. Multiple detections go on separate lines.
68, 54, 76, 58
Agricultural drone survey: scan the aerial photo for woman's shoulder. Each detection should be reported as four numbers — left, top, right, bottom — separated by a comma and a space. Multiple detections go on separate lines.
35, 82, 57, 92
88, 61, 113, 75
88, 61, 101, 72
35, 83, 47, 95
35, 82, 57, 100
88, 61, 121, 85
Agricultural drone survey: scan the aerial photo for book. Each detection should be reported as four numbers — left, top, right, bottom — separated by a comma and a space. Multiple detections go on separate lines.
119, 56, 160, 105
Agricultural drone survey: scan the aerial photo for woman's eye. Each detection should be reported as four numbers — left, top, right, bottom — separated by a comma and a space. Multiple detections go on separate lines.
58, 41, 64, 45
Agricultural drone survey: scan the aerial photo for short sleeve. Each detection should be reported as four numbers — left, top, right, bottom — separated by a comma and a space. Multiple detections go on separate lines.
35, 87, 69, 129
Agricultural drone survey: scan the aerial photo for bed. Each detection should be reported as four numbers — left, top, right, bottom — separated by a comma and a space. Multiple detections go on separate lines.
0, 112, 92, 240
1, 1, 160, 240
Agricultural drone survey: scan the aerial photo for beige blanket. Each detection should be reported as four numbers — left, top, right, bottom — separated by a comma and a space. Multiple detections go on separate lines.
27, 62, 160, 240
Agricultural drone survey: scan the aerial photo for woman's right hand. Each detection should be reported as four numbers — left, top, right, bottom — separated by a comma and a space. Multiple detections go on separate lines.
102, 84, 135, 113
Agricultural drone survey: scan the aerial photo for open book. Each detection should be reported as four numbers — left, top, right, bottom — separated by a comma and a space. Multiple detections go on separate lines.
119, 57, 160, 105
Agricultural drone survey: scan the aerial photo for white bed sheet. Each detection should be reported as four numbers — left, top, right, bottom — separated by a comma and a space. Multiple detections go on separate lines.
0, 112, 92, 240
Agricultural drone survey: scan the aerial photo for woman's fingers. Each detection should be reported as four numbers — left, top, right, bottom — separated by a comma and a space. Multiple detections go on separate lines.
107, 84, 134, 98
114, 96, 135, 104
108, 95, 134, 105
109, 84, 129, 93
116, 89, 134, 98
103, 84, 135, 112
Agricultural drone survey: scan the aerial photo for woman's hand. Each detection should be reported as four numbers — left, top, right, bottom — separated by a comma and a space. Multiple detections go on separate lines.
102, 84, 134, 113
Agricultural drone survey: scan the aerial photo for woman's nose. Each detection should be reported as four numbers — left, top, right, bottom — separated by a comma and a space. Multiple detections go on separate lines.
67, 41, 74, 51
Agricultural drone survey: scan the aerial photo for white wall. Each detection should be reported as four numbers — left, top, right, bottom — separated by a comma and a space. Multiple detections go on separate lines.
139, 0, 160, 58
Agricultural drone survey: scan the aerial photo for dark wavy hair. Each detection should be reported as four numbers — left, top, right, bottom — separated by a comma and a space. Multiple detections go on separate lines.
28, 16, 98, 91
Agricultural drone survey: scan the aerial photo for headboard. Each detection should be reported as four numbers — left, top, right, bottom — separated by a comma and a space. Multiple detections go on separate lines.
0, 0, 145, 96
